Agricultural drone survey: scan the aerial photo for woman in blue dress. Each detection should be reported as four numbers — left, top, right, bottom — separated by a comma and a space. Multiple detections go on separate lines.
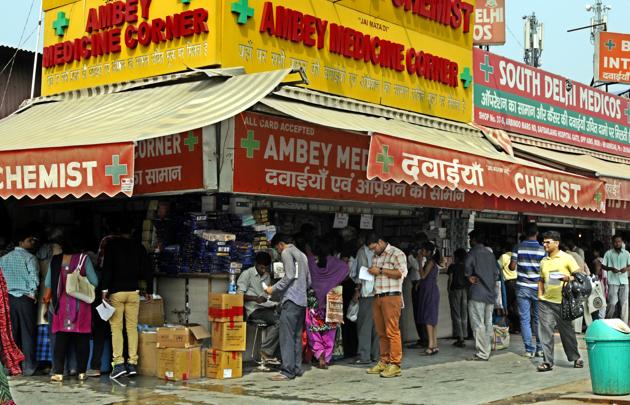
415, 241, 441, 355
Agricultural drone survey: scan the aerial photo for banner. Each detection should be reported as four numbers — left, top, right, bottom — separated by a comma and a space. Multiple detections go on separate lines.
473, 0, 506, 46
0, 143, 134, 199
595, 32, 630, 84
367, 133, 606, 211
473, 49, 630, 157
134, 129, 204, 195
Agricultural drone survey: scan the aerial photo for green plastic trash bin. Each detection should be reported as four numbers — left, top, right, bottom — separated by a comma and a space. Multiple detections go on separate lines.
585, 319, 630, 395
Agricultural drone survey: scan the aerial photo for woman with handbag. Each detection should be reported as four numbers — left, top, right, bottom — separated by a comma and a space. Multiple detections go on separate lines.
43, 230, 98, 382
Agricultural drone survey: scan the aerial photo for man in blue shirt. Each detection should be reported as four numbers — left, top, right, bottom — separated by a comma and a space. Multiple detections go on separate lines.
0, 229, 39, 375
603, 234, 630, 324
509, 223, 546, 358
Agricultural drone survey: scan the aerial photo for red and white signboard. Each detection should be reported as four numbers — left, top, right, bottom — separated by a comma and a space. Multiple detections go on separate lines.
367, 133, 606, 212
0, 143, 134, 199
134, 129, 204, 195
473, 0, 506, 46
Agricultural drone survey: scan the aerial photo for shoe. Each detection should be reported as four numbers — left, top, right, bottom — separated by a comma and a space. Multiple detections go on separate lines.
366, 361, 387, 374
85, 369, 101, 378
68, 369, 77, 377
50, 374, 63, 383
453, 340, 466, 348
78, 373, 87, 381
110, 364, 127, 380
536, 351, 544, 358
380, 364, 402, 378
522, 352, 535, 358
261, 353, 281, 365
126, 364, 137, 377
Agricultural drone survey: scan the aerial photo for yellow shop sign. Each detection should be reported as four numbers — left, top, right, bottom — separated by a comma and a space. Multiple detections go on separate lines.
222, 0, 475, 122
41, 0, 221, 95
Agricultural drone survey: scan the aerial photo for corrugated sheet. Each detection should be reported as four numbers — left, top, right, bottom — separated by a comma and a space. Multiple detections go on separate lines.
0, 69, 292, 151
0, 45, 40, 119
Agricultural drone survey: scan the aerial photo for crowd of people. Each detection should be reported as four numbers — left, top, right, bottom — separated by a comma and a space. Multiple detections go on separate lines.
0, 218, 628, 400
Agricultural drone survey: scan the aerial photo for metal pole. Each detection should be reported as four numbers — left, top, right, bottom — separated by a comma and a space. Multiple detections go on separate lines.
30, 1, 43, 99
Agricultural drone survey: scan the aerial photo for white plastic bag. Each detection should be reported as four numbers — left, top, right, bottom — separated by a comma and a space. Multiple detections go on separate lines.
346, 300, 359, 322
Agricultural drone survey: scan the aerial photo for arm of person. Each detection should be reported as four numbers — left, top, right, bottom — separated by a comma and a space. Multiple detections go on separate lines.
593, 258, 603, 276
509, 250, 517, 271
538, 279, 545, 300
43, 263, 52, 304
101, 247, 113, 299
26, 254, 39, 299
84, 257, 99, 287
420, 259, 435, 279
271, 252, 295, 294
464, 254, 478, 284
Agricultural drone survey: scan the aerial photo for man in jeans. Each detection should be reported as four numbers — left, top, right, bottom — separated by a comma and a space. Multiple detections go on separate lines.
352, 241, 379, 364
365, 233, 408, 378
265, 234, 310, 381
465, 230, 498, 361
509, 223, 545, 358
603, 234, 630, 324
0, 230, 39, 375
101, 222, 153, 380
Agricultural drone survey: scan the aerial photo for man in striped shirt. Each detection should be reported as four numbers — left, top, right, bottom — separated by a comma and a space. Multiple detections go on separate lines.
509, 223, 546, 357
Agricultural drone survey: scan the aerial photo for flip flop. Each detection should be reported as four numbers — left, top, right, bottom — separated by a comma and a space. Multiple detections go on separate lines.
537, 363, 553, 372
574, 359, 584, 368
269, 373, 292, 381
467, 355, 488, 361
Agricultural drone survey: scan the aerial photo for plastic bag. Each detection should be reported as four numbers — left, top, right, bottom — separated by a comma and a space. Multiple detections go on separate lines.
346, 301, 359, 322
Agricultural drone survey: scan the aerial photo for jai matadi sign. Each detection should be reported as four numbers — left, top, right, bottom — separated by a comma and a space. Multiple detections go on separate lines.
223, 0, 475, 123
41, 0, 221, 95
0, 143, 134, 199
473, 49, 630, 157
595, 32, 630, 84
473, 0, 505, 46
42, 0, 475, 123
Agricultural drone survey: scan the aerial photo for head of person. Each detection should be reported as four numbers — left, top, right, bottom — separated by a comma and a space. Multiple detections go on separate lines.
366, 233, 387, 255
501, 242, 513, 256
420, 241, 441, 263
612, 234, 624, 251
15, 228, 38, 251
564, 235, 576, 251
542, 231, 562, 255
254, 252, 272, 276
453, 248, 467, 263
58, 227, 84, 255
468, 230, 485, 247
271, 233, 292, 253
415, 232, 429, 246
524, 222, 538, 240
313, 238, 334, 268
592, 240, 604, 258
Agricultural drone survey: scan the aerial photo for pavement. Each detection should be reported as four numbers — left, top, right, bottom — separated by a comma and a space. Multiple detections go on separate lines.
8, 334, 630, 405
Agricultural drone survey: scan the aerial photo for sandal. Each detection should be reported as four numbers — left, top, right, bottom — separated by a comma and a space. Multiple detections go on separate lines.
574, 359, 584, 369
269, 373, 292, 381
423, 348, 439, 356
537, 363, 553, 372
467, 355, 488, 361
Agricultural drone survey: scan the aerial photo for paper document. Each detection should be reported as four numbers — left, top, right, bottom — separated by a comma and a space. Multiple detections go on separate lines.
96, 301, 115, 321
359, 266, 374, 282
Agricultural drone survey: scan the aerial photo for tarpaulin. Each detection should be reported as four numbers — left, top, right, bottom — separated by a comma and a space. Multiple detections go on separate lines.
367, 134, 606, 212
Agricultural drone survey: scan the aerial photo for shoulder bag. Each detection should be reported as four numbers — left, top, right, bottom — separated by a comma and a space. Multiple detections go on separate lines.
66, 254, 96, 304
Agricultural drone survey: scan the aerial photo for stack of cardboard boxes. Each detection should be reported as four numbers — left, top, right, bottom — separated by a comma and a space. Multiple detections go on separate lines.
154, 325, 210, 381
207, 293, 246, 379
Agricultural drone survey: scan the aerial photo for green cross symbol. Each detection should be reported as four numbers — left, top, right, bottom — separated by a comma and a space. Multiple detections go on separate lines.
594, 192, 602, 204
460, 67, 473, 89
241, 130, 260, 158
52, 12, 70, 37
181, 0, 191, 4
376, 145, 394, 174
480, 54, 494, 82
605, 39, 616, 51
105, 155, 128, 186
231, 0, 254, 24
184, 131, 198, 152
624, 103, 630, 124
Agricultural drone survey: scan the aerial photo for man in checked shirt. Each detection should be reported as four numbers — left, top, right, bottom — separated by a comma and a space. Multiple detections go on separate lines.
365, 233, 408, 378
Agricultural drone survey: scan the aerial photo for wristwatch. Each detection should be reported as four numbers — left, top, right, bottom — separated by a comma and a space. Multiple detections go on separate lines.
379, 267, 383, 275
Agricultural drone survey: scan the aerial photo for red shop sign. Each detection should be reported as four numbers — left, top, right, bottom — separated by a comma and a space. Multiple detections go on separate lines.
0, 142, 134, 199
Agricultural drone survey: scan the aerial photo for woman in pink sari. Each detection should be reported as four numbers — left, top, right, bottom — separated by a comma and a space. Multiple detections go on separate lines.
306, 239, 349, 369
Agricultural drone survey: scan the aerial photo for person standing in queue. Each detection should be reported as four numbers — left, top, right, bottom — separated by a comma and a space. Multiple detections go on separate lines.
266, 234, 311, 381
365, 233, 408, 378
537, 231, 583, 372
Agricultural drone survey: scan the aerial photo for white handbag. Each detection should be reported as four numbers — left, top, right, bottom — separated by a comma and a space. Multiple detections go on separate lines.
65, 254, 95, 304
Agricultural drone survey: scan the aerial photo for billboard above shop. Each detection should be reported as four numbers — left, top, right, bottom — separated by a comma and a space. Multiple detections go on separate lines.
473, 0, 506, 46
41, 0, 475, 123
473, 49, 630, 157
594, 31, 630, 84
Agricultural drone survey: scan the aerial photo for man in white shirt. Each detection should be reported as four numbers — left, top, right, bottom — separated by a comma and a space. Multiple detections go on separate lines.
352, 242, 379, 364
603, 235, 630, 324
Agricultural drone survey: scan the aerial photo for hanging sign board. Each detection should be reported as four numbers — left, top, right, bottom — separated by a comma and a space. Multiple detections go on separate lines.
595, 32, 630, 84
473, 0, 506, 46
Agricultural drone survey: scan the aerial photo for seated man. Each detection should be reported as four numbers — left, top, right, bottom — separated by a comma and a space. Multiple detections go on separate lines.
237, 252, 280, 364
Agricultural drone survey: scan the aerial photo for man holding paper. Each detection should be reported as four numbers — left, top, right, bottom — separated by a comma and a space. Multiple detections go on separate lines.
352, 241, 379, 365
365, 233, 407, 379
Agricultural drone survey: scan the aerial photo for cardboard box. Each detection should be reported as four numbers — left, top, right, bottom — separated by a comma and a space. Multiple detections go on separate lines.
211, 322, 246, 352
137, 332, 158, 377
201, 348, 208, 378
208, 293, 244, 323
156, 347, 201, 381
138, 298, 165, 326
206, 349, 243, 379
156, 325, 210, 349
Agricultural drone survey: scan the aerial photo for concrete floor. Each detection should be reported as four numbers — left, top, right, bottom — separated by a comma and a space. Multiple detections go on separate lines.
8, 334, 622, 405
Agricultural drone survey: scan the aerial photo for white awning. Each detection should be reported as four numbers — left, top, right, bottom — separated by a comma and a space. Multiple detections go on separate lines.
0, 69, 296, 151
